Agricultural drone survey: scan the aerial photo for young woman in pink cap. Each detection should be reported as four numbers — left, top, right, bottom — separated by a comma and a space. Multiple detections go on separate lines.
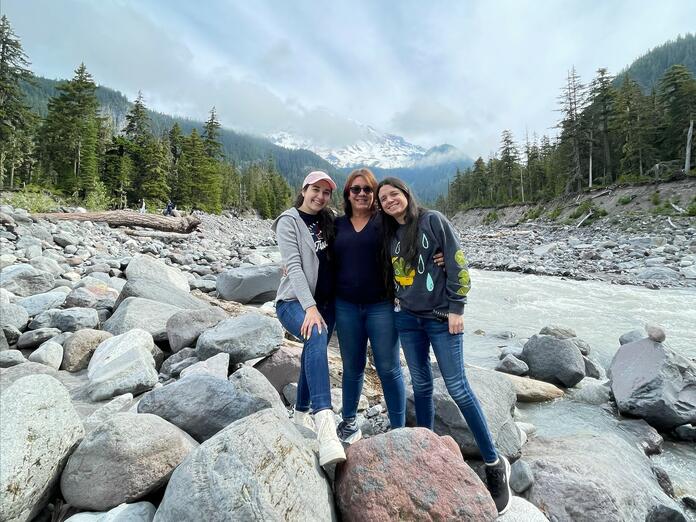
272, 170, 346, 466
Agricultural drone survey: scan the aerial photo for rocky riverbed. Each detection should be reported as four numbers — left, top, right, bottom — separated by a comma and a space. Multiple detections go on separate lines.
1, 203, 695, 521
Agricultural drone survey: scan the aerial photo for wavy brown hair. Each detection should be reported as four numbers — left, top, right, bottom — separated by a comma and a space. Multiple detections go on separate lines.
377, 177, 425, 270
342, 168, 378, 217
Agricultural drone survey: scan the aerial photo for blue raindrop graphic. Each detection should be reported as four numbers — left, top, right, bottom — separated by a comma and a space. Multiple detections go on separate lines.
417, 254, 425, 274
421, 234, 429, 249
426, 273, 434, 291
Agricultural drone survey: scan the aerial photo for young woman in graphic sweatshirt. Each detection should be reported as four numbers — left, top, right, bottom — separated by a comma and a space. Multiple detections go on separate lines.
271, 171, 345, 467
377, 176, 512, 515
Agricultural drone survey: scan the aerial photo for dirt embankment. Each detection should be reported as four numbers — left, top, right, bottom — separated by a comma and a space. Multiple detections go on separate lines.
452, 179, 696, 228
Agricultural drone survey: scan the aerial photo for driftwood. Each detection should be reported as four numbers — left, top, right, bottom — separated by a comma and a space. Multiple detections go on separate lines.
589, 190, 611, 199
576, 211, 593, 228
670, 202, 686, 214
667, 217, 678, 229
31, 210, 200, 233
122, 229, 194, 241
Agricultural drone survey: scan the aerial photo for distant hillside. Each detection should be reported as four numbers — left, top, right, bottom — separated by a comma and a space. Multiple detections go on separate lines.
21, 76, 340, 189
615, 33, 696, 91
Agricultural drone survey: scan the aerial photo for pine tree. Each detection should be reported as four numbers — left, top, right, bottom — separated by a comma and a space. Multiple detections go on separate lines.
587, 68, 618, 184
558, 67, 586, 192
202, 107, 223, 159
499, 130, 520, 201
124, 91, 151, 143
140, 138, 170, 204
658, 65, 696, 165
0, 15, 35, 187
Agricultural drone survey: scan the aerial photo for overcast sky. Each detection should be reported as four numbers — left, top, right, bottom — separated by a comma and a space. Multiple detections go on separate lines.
4, 0, 696, 157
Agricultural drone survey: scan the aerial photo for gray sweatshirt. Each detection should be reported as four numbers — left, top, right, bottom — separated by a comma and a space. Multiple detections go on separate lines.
272, 207, 320, 310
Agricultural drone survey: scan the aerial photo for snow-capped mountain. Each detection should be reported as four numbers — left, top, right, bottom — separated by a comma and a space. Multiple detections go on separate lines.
269, 126, 430, 169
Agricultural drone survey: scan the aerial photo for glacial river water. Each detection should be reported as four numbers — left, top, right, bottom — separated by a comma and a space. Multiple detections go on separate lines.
461, 269, 696, 501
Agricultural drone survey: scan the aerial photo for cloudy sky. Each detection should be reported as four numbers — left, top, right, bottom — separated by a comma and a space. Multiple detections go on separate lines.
4, 0, 696, 156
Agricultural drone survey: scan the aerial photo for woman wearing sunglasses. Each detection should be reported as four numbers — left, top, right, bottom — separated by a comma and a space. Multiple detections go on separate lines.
377, 176, 511, 515
333, 168, 406, 443
272, 171, 346, 467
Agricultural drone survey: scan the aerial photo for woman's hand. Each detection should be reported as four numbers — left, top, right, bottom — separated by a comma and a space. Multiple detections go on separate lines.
433, 250, 445, 268
301, 305, 327, 339
448, 312, 464, 335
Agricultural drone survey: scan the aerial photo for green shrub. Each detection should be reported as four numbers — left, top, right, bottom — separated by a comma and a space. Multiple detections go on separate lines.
483, 210, 499, 225
651, 191, 660, 206
547, 207, 562, 220
83, 181, 113, 211
687, 203, 696, 216
618, 195, 633, 205
522, 206, 544, 221
570, 200, 607, 225
2, 187, 63, 213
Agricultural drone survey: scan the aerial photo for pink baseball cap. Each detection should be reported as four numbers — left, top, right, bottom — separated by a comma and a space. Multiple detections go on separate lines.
302, 171, 337, 191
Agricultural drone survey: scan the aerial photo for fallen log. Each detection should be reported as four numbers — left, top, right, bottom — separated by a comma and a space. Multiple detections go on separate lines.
122, 228, 194, 241
31, 210, 200, 233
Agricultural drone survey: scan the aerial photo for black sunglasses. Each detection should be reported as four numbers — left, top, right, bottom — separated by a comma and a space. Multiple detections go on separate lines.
349, 185, 373, 195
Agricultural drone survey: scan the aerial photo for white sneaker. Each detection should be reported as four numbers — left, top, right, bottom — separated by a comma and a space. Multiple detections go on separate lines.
293, 409, 316, 433
314, 409, 346, 466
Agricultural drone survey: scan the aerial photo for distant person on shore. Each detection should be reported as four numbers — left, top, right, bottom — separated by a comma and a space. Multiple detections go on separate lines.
271, 171, 346, 467
332, 168, 406, 443
139, 199, 146, 214
377, 176, 512, 515
164, 200, 175, 216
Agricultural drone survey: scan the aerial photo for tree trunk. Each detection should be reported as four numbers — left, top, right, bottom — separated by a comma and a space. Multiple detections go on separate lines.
686, 119, 694, 174
0, 149, 5, 188
31, 210, 201, 233
588, 129, 593, 188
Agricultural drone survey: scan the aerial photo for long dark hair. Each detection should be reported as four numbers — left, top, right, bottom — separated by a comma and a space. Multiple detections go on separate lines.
377, 176, 425, 279
343, 168, 379, 217
294, 185, 336, 246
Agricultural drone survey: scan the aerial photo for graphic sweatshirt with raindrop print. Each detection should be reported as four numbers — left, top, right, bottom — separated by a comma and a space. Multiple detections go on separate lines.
390, 210, 470, 317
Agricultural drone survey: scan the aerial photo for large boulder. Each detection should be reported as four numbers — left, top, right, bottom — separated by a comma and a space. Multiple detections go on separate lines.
0, 349, 26, 367
522, 334, 586, 387
28, 340, 63, 369
0, 302, 29, 330
64, 501, 156, 522
407, 367, 522, 459
61, 412, 197, 511
609, 339, 696, 431
16, 327, 61, 350
179, 352, 229, 380
16, 291, 67, 317
254, 344, 302, 395
523, 433, 685, 521
65, 283, 119, 310
29, 307, 100, 332
498, 497, 549, 522
216, 264, 282, 304
62, 329, 114, 372
125, 254, 190, 292
0, 264, 55, 297
165, 306, 227, 352
153, 408, 335, 521
103, 297, 182, 342
114, 279, 207, 310
335, 428, 497, 521
0, 375, 84, 522
87, 329, 158, 401
196, 313, 284, 363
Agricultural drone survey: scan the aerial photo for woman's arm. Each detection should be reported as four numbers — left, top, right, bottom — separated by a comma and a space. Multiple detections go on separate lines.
275, 216, 317, 311
428, 212, 471, 315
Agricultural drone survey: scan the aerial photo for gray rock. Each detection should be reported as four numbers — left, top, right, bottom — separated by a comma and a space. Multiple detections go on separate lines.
254, 344, 302, 395
568, 378, 611, 405
620, 329, 645, 345
539, 325, 576, 339
64, 501, 156, 522
0, 375, 84, 522
509, 459, 534, 493
407, 367, 522, 459
54, 232, 79, 247
647, 324, 667, 343
216, 264, 282, 304
645, 504, 687, 522
609, 339, 696, 430
165, 306, 227, 352
499, 345, 524, 360
29, 256, 63, 276
179, 352, 229, 380
0, 328, 8, 351
0, 302, 30, 330
524, 433, 684, 521
159, 347, 197, 378
125, 254, 190, 292
568, 337, 591, 356
153, 408, 335, 522
114, 279, 207, 311
0, 349, 26, 367
62, 329, 113, 372
29, 307, 100, 332
28, 340, 63, 369
674, 424, 696, 442
496, 354, 529, 376
522, 334, 586, 387
65, 284, 119, 310
196, 313, 284, 363
617, 419, 664, 456
16, 291, 67, 317
82, 393, 134, 434
103, 297, 182, 342
87, 329, 158, 401
61, 412, 197, 511
16, 327, 62, 350
583, 356, 602, 379
636, 267, 680, 280
228, 366, 286, 413
0, 264, 56, 297
497, 496, 549, 522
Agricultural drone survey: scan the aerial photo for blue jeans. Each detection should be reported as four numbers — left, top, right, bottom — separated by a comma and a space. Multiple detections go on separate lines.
395, 309, 498, 463
335, 298, 406, 428
275, 300, 335, 413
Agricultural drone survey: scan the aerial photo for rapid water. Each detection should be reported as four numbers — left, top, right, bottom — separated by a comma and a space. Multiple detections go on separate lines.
460, 269, 696, 500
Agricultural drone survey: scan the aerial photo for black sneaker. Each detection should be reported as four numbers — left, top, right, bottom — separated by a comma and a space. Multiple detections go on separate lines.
485, 455, 512, 515
336, 418, 362, 444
